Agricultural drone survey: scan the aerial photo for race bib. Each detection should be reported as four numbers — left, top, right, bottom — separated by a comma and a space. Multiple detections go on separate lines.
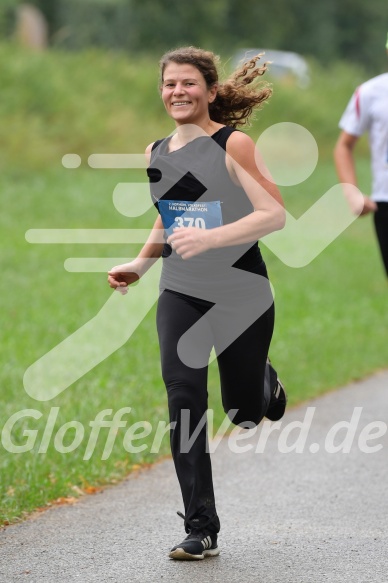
158, 200, 223, 237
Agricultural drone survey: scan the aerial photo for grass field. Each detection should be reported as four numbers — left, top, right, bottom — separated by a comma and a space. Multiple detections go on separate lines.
1, 158, 387, 526
0, 45, 387, 526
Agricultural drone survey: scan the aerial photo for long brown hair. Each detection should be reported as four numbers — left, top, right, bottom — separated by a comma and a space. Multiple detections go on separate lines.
159, 46, 272, 128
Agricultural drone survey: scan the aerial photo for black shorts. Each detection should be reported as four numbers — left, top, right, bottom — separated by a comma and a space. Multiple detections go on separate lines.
373, 202, 388, 276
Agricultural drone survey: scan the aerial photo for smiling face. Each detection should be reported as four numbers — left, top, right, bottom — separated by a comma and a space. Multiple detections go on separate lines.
161, 62, 218, 127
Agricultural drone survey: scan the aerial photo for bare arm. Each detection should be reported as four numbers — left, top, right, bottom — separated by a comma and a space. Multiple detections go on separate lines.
107, 142, 164, 291
334, 131, 377, 215
222, 131, 286, 242
107, 215, 164, 292
167, 132, 286, 259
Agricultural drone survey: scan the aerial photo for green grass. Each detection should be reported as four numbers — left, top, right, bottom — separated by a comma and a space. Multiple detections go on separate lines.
0, 43, 371, 171
0, 44, 386, 526
0, 166, 168, 523
1, 159, 386, 526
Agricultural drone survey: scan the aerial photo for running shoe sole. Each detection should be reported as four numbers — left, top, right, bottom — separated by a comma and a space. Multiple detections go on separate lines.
169, 547, 220, 560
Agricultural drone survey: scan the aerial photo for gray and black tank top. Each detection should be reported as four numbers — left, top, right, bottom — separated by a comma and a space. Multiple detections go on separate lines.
147, 126, 265, 299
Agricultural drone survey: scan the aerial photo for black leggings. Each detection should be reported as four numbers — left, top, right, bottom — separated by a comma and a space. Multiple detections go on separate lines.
156, 276, 276, 533
374, 202, 388, 277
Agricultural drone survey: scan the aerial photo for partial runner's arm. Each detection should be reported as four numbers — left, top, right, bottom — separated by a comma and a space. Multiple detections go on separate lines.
334, 130, 377, 215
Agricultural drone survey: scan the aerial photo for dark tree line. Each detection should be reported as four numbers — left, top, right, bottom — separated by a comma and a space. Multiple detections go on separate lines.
2, 0, 388, 71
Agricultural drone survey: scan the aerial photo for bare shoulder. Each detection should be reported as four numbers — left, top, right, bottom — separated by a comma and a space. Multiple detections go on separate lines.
145, 142, 155, 163
226, 130, 258, 172
226, 131, 255, 160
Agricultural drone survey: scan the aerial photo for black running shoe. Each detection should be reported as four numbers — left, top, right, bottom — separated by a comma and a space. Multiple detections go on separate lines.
266, 375, 287, 421
169, 512, 220, 560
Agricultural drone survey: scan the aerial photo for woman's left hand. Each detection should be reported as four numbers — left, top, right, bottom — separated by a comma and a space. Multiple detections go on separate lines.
167, 227, 213, 259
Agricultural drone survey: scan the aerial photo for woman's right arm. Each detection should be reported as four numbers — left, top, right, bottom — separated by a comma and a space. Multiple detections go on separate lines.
107, 214, 164, 293
108, 141, 164, 294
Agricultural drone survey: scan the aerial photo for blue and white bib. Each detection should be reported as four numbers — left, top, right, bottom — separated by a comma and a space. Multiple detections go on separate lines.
158, 200, 223, 237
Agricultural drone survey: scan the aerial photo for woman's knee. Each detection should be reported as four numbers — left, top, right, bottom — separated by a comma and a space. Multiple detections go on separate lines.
166, 381, 207, 415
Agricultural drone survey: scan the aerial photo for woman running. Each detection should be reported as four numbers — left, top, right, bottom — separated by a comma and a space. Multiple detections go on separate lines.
108, 46, 287, 560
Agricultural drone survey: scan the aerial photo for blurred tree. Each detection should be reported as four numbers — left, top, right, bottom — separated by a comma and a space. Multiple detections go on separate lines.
0, 0, 21, 37
1, 0, 387, 71
335, 0, 386, 70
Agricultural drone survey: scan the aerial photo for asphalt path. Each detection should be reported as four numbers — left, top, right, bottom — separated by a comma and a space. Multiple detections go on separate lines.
1, 371, 387, 583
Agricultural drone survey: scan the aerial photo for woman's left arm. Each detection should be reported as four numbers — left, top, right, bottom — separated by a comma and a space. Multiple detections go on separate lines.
216, 130, 285, 244
167, 131, 285, 259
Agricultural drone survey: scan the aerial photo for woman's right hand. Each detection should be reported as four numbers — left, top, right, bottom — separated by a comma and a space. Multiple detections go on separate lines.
107, 262, 141, 295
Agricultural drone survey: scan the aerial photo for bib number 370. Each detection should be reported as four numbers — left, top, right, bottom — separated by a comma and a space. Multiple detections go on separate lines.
158, 200, 223, 237
174, 216, 206, 229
